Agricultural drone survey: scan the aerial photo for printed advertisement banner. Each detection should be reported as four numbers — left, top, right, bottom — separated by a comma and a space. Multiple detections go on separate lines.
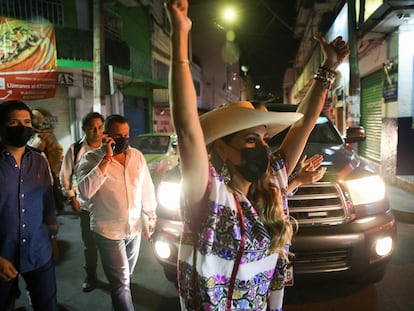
0, 17, 57, 101
382, 59, 398, 103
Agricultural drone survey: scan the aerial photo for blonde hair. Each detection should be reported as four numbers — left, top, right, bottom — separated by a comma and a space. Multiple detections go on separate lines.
249, 171, 297, 260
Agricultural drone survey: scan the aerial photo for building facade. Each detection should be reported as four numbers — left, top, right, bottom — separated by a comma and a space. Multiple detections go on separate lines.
284, 0, 414, 184
0, 0, 172, 152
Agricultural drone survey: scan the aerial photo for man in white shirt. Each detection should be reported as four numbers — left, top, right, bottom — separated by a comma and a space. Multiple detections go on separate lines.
59, 112, 104, 292
77, 114, 157, 310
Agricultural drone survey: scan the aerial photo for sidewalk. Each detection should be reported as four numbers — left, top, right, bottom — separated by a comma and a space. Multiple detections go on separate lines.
387, 182, 414, 224
395, 175, 414, 195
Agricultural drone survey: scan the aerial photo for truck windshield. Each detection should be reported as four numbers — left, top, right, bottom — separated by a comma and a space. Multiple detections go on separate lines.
130, 136, 171, 154
269, 115, 343, 148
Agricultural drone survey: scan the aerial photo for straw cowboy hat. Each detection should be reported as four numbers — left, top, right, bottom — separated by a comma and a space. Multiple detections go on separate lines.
200, 101, 303, 145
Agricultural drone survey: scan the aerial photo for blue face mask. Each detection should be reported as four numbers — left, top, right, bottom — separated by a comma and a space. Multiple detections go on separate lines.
236, 146, 270, 182
112, 137, 129, 154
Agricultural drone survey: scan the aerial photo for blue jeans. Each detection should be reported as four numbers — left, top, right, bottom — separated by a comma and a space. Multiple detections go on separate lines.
94, 232, 141, 311
0, 259, 58, 311
80, 210, 98, 278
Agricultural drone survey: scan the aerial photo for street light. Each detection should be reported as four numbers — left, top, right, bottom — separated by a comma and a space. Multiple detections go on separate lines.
220, 6, 240, 101
223, 7, 237, 24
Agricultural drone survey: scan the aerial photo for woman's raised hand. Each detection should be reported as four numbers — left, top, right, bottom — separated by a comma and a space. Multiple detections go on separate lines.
165, 0, 192, 34
315, 34, 350, 70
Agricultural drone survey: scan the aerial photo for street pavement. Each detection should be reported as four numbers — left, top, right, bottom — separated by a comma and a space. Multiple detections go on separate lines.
13, 183, 414, 311
14, 209, 180, 311
386, 183, 414, 224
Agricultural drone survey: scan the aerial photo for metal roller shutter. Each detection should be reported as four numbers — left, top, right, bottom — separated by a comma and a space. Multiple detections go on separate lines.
29, 86, 72, 151
360, 70, 383, 162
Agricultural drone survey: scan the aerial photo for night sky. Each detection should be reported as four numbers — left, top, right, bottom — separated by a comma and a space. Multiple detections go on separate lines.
189, 0, 299, 100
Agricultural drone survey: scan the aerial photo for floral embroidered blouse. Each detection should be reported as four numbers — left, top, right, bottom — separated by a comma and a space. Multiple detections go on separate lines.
178, 164, 279, 311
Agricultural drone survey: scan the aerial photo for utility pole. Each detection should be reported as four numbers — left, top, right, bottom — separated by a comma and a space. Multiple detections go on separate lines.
93, 0, 104, 113
347, 0, 361, 127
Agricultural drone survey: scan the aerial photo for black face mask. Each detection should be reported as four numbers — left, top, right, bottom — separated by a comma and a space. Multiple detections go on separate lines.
112, 137, 129, 154
236, 146, 270, 182
3, 126, 34, 148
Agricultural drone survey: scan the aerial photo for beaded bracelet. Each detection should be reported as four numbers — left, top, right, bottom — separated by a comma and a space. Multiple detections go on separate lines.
314, 66, 336, 89
103, 155, 113, 162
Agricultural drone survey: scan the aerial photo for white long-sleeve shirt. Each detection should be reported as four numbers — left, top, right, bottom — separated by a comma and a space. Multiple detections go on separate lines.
77, 146, 157, 240
59, 137, 97, 210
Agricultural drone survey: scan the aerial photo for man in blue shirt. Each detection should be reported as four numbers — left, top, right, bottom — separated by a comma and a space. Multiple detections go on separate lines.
0, 100, 59, 311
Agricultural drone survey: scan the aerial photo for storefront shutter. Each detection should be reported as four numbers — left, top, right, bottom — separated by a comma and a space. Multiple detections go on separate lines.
360, 70, 383, 162
29, 86, 72, 151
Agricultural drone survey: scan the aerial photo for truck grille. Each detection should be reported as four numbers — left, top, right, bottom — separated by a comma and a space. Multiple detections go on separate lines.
292, 249, 351, 273
288, 182, 347, 225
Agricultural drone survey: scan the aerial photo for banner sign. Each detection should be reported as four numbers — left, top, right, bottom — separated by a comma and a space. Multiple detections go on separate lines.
382, 59, 398, 103
0, 17, 57, 101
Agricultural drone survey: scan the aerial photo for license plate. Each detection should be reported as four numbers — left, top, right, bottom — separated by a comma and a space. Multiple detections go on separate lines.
285, 264, 294, 286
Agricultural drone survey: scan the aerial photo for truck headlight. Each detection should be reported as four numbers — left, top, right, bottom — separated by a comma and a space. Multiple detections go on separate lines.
157, 181, 181, 210
345, 175, 385, 205
154, 240, 172, 259
375, 236, 393, 257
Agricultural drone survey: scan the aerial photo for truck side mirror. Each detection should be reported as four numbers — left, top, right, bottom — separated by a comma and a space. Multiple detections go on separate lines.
345, 126, 366, 143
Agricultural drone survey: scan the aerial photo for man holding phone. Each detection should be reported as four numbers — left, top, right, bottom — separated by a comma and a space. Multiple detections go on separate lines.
76, 114, 156, 310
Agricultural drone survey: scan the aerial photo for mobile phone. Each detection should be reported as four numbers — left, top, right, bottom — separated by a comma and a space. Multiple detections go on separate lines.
104, 132, 116, 150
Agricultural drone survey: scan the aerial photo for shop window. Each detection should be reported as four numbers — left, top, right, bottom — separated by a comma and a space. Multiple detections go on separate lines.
0, 0, 63, 25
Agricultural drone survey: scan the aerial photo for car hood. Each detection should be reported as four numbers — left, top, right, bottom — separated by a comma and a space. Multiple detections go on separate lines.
301, 143, 374, 181
144, 153, 169, 163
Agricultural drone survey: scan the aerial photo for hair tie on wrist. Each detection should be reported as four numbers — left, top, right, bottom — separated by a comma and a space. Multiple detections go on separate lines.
173, 59, 190, 65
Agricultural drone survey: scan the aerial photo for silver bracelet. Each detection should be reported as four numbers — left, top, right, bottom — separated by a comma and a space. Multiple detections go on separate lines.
314, 66, 336, 89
